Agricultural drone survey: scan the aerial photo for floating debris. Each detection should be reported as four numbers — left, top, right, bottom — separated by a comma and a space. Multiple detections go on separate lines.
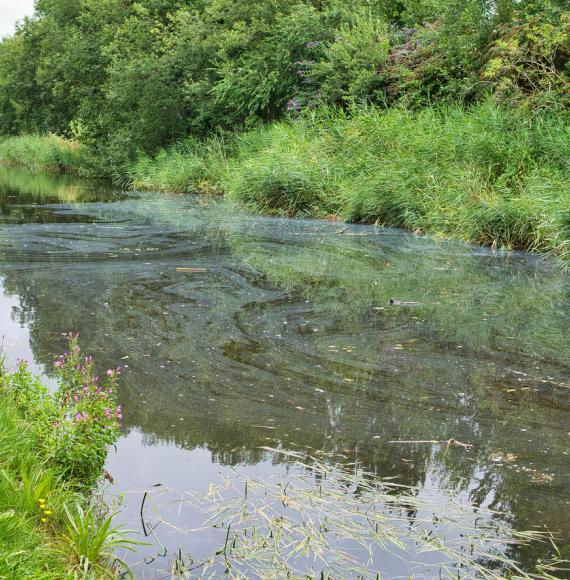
389, 299, 422, 306
489, 452, 518, 463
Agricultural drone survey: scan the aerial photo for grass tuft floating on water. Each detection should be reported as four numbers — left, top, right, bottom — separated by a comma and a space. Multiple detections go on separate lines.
141, 449, 568, 579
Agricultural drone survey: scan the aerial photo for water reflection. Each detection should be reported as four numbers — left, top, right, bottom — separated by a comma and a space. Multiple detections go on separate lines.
0, 168, 568, 574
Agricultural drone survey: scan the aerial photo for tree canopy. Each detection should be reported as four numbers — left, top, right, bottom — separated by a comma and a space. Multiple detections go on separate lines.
0, 0, 568, 167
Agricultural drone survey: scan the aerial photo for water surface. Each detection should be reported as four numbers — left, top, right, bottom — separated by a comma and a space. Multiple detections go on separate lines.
0, 166, 568, 577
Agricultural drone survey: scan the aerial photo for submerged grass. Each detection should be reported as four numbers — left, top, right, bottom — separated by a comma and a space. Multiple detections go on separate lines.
144, 449, 568, 578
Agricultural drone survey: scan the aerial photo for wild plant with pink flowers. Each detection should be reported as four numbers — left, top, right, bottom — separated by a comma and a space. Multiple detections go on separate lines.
1, 334, 123, 485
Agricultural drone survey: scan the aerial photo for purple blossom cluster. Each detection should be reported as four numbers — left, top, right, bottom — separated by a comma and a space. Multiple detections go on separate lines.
48, 333, 123, 478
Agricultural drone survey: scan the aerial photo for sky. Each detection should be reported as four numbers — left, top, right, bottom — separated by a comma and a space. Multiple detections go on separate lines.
0, 0, 35, 38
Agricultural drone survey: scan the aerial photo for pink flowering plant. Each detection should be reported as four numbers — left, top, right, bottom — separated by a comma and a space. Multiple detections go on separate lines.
0, 333, 123, 486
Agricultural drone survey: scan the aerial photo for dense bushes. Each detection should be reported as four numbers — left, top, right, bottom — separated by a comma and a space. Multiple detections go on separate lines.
0, 0, 568, 169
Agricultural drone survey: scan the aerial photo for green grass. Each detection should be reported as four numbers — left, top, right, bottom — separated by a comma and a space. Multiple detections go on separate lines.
131, 101, 570, 260
0, 357, 136, 578
127, 134, 230, 194
0, 134, 90, 174
0, 394, 71, 578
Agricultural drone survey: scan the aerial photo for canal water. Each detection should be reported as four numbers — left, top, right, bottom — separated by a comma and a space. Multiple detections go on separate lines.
0, 166, 568, 577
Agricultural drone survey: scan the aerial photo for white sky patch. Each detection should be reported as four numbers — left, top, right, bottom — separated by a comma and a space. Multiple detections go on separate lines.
0, 0, 36, 39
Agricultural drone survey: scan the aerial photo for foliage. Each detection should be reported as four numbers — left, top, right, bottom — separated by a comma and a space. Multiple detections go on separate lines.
0, 339, 132, 577
482, 6, 570, 109
313, 11, 390, 105
0, 0, 567, 170
0, 134, 90, 174
1, 334, 122, 484
62, 503, 141, 577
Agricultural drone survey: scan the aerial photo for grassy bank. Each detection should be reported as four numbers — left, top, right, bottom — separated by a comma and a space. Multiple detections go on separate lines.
0, 134, 91, 174
0, 393, 71, 577
0, 337, 134, 577
2, 101, 570, 259
130, 101, 570, 259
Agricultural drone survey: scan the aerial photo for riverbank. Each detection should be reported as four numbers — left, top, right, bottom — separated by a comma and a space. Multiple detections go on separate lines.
2, 101, 570, 259
0, 135, 90, 174
0, 337, 132, 577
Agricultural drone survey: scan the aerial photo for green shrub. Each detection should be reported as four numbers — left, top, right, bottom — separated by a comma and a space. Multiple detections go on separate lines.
1, 334, 122, 485
0, 337, 132, 577
313, 11, 390, 105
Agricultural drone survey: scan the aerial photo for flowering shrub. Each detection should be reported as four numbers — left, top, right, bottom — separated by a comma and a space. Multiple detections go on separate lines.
0, 334, 123, 486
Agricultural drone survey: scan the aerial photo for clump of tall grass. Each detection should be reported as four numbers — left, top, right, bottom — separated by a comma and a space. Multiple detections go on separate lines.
128, 134, 230, 194
225, 121, 342, 217
62, 503, 141, 575
0, 134, 91, 174
226, 101, 570, 257
126, 100, 570, 259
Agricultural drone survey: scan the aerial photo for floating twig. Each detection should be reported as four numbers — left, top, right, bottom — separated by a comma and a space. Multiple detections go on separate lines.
388, 439, 473, 449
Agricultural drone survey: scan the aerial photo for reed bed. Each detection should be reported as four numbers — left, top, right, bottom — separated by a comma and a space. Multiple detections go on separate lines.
130, 102, 570, 260
0, 134, 89, 174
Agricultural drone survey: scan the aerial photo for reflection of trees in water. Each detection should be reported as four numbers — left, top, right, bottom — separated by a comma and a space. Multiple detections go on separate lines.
0, 166, 116, 205
0, 166, 124, 225
0, 182, 569, 562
